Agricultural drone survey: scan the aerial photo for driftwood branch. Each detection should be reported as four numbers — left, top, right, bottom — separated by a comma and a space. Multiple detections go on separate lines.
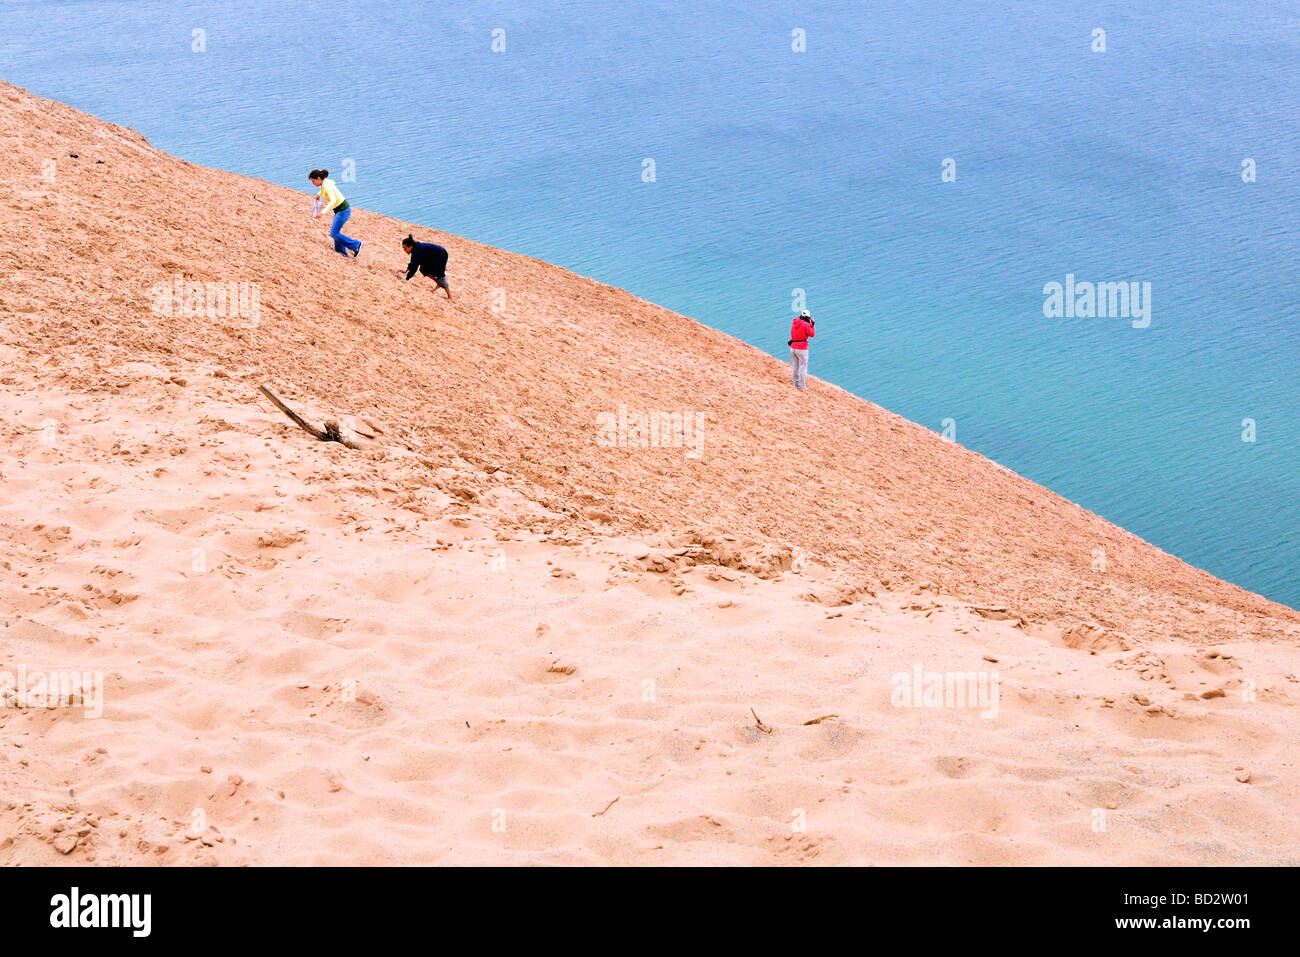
259, 384, 327, 440
259, 384, 369, 450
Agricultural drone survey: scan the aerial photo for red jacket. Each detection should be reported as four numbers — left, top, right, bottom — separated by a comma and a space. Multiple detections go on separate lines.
790, 317, 815, 350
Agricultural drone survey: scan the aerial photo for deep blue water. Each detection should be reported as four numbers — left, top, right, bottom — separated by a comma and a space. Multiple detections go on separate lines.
3, 0, 1296, 608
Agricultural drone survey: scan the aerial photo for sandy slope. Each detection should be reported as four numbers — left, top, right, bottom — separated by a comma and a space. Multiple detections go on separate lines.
1, 81, 1297, 864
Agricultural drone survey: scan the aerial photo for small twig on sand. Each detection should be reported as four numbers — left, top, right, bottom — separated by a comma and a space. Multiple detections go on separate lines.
751, 708, 773, 734
592, 797, 620, 818
803, 714, 839, 725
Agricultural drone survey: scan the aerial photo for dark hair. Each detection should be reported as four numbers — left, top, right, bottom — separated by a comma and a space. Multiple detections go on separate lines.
402, 234, 415, 248
308, 168, 328, 181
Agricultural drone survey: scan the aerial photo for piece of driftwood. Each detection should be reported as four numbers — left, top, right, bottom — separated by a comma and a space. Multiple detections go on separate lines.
322, 418, 366, 449
259, 384, 372, 450
258, 384, 327, 439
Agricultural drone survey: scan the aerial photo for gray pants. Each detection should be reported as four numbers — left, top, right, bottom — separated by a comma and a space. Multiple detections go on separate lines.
790, 348, 809, 389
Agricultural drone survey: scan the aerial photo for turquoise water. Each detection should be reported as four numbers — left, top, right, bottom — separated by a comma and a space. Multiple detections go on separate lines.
3, 0, 1296, 608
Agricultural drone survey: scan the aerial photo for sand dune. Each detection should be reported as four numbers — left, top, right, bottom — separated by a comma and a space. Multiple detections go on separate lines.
1, 81, 1297, 864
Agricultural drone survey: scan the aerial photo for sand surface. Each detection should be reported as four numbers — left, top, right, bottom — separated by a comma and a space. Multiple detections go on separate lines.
1, 80, 1297, 864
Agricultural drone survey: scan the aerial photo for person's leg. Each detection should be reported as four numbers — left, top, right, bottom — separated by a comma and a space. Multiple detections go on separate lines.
330, 208, 360, 256
436, 275, 453, 301
328, 209, 347, 255
792, 348, 809, 389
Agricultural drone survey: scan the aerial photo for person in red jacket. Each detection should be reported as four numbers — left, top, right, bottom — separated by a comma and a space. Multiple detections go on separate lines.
788, 310, 815, 390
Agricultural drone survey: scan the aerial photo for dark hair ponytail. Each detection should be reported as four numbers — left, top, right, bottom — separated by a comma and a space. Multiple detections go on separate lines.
402, 234, 415, 247
319, 168, 329, 179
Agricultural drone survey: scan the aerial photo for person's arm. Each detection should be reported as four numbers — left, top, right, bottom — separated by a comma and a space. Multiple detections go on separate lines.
320, 180, 345, 211
805, 321, 815, 339
405, 250, 418, 280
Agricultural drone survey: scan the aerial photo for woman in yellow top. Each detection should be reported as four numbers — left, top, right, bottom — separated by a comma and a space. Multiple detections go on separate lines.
309, 169, 362, 258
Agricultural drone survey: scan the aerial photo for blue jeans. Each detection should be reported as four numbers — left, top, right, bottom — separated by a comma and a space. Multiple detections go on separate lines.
330, 207, 361, 256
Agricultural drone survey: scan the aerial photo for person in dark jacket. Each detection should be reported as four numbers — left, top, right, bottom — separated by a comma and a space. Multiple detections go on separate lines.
399, 235, 452, 300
